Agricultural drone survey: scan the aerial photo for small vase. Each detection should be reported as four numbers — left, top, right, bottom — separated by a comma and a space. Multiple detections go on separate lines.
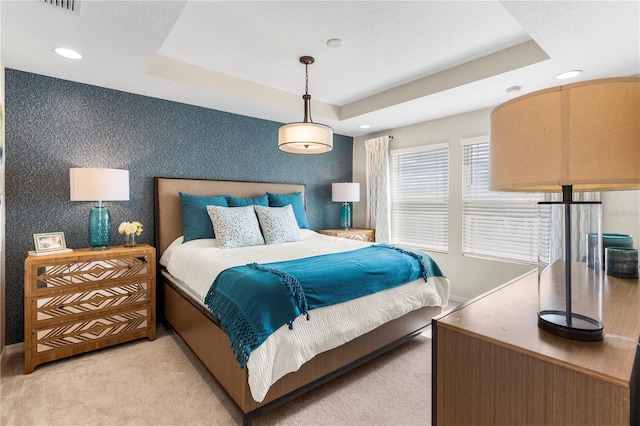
124, 233, 137, 247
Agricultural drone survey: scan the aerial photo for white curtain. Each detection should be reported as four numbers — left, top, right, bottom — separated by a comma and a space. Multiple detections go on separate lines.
545, 191, 600, 262
365, 136, 391, 243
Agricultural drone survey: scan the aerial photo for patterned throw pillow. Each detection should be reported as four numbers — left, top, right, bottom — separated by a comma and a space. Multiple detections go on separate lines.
254, 205, 300, 245
206, 205, 265, 249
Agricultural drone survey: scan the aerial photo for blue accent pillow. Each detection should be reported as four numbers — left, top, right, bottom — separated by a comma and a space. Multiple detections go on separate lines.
267, 192, 309, 229
179, 192, 229, 242
226, 194, 269, 207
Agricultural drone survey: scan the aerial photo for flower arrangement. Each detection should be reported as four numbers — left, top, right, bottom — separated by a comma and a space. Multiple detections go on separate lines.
118, 221, 143, 236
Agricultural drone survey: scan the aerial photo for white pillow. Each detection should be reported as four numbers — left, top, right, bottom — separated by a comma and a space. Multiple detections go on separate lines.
254, 205, 300, 245
206, 205, 265, 249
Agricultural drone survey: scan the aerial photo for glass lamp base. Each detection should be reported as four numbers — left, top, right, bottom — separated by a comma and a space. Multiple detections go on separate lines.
88, 205, 111, 249
340, 203, 352, 230
538, 186, 603, 342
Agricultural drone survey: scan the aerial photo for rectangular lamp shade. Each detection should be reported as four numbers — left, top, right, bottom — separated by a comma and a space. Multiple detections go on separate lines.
332, 183, 360, 202
490, 77, 640, 192
69, 168, 130, 201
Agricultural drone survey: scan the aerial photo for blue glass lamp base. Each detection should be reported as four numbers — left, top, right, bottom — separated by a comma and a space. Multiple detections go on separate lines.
88, 205, 111, 249
340, 203, 352, 230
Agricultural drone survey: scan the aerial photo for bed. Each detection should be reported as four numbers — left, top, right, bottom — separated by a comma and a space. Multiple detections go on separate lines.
154, 177, 449, 425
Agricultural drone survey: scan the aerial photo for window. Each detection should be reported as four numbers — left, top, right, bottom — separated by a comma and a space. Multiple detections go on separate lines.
462, 138, 543, 263
390, 144, 449, 252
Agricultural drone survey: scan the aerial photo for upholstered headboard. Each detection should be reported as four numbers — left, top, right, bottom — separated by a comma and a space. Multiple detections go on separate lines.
154, 177, 306, 256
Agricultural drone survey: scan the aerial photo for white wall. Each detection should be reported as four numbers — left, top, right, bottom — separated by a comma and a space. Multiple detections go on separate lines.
353, 108, 640, 300
602, 190, 640, 241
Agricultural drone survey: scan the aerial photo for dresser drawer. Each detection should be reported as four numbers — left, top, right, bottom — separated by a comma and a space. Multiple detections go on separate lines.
32, 256, 151, 291
31, 308, 150, 355
32, 281, 151, 322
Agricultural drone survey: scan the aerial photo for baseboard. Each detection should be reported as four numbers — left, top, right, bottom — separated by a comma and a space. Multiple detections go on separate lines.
0, 342, 24, 371
447, 294, 468, 305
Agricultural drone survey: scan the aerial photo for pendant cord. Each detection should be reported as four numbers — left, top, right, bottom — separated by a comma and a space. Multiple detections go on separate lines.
302, 62, 313, 123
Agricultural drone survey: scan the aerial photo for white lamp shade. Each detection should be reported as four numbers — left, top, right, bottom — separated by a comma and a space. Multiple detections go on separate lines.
70, 168, 130, 201
278, 122, 333, 154
332, 182, 360, 202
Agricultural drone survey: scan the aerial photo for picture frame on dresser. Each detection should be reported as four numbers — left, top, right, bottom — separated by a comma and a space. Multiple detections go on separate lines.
33, 232, 67, 253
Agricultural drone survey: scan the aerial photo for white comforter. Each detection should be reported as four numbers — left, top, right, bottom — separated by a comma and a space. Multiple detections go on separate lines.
160, 229, 449, 402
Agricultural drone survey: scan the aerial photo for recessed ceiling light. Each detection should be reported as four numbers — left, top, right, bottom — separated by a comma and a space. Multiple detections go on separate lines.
556, 70, 582, 80
359, 124, 371, 129
505, 85, 522, 95
54, 47, 82, 60
326, 38, 343, 48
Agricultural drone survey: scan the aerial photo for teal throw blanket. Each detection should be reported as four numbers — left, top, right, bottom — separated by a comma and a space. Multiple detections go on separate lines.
204, 244, 444, 368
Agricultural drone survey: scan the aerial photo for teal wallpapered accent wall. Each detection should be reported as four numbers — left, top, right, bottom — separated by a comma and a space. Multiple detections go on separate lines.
4, 69, 353, 345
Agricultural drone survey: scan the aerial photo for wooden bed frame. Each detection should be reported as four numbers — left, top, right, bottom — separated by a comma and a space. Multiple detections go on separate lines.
154, 177, 442, 425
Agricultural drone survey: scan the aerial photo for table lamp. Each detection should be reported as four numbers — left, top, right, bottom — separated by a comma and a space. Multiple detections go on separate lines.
490, 77, 639, 341
70, 168, 130, 249
332, 182, 360, 230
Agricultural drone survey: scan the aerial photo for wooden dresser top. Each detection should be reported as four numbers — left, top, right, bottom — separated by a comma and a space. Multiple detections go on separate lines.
436, 268, 640, 386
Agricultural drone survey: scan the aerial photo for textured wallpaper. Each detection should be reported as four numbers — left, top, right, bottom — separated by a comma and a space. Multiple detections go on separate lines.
4, 69, 353, 345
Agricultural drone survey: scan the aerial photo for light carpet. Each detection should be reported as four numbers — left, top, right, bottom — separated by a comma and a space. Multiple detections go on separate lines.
1, 324, 431, 425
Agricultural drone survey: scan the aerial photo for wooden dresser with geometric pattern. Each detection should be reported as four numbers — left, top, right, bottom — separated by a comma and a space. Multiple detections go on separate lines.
24, 244, 156, 373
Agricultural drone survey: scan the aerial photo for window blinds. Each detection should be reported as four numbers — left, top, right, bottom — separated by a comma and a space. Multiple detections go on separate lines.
391, 144, 449, 252
462, 141, 543, 263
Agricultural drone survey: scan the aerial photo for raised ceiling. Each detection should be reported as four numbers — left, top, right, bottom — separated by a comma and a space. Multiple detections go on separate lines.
2, 1, 638, 137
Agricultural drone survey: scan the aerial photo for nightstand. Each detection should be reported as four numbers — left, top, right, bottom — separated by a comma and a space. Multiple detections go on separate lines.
318, 228, 375, 242
24, 244, 156, 373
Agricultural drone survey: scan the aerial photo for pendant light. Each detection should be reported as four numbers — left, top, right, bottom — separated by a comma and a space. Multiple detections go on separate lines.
278, 56, 333, 154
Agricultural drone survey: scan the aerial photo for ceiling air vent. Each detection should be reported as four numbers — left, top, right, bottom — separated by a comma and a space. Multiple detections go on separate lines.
43, 0, 81, 15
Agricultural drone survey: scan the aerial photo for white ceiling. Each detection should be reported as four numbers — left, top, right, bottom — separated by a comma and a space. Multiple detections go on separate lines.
2, 0, 639, 137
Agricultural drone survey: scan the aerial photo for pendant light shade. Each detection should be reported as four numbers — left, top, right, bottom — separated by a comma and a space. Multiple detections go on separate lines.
278, 56, 333, 154
278, 122, 333, 154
